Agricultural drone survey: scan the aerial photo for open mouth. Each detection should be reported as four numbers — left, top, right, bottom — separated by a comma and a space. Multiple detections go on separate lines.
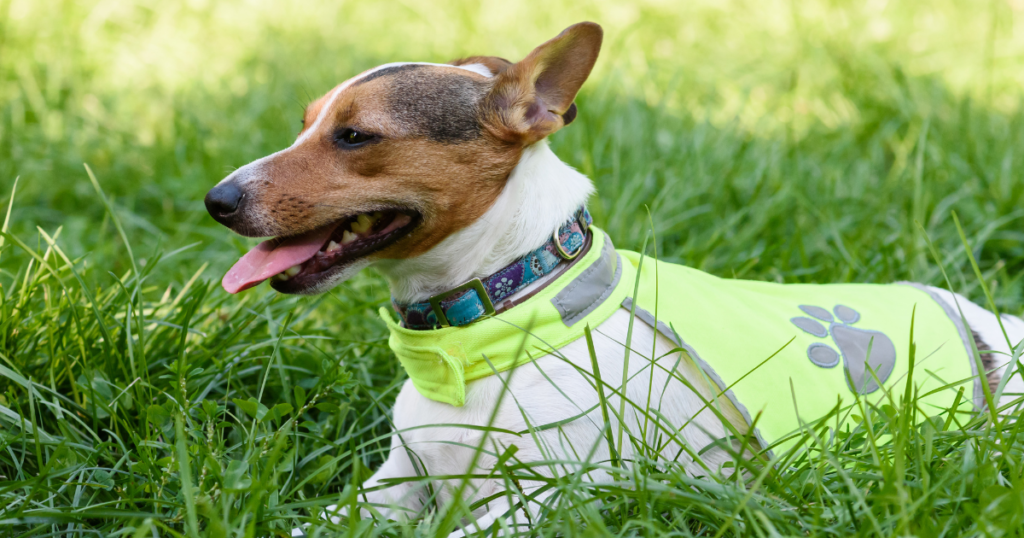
221, 209, 420, 294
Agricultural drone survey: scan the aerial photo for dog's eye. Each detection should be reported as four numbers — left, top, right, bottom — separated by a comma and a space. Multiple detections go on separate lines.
337, 128, 375, 148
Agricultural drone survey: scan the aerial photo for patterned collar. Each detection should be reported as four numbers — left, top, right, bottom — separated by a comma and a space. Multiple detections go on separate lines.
392, 207, 592, 330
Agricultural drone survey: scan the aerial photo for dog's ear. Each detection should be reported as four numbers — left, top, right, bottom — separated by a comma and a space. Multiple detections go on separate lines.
481, 22, 602, 144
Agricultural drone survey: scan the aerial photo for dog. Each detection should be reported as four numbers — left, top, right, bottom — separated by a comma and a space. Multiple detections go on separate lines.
205, 22, 1024, 536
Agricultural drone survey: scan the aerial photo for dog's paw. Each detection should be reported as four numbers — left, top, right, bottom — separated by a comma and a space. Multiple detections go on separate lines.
790, 305, 896, 394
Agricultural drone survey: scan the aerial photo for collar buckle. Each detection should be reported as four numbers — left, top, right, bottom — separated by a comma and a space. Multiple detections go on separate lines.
428, 278, 495, 328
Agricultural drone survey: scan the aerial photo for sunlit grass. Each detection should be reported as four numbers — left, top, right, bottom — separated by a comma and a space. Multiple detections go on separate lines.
3, 0, 1024, 535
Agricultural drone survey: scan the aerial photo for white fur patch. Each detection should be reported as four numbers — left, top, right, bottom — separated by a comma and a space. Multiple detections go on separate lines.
455, 62, 494, 78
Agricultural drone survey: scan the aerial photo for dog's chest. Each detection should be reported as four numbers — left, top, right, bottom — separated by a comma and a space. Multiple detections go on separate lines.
389, 307, 747, 478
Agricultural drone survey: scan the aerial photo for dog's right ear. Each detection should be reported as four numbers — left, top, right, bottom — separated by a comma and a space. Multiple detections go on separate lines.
481, 22, 603, 145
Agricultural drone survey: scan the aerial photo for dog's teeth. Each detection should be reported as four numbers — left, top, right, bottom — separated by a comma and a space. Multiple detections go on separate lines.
341, 230, 357, 244
351, 213, 374, 234
285, 265, 301, 277
273, 273, 289, 281
326, 240, 341, 253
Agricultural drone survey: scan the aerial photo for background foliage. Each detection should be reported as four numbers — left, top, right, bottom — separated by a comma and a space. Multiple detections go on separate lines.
2, 0, 1024, 536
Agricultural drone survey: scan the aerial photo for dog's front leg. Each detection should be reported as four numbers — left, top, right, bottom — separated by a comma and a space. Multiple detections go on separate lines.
314, 435, 425, 528
357, 437, 426, 521
447, 486, 554, 538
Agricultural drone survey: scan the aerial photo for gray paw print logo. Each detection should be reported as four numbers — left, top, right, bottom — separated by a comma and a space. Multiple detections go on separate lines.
790, 305, 896, 395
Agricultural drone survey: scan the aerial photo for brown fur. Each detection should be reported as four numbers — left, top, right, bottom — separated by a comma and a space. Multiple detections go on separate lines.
974, 330, 1000, 395
224, 23, 603, 269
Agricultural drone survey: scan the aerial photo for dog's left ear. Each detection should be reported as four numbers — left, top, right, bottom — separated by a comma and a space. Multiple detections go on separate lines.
481, 22, 603, 144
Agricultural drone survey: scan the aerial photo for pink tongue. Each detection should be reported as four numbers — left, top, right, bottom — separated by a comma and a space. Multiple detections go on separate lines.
222, 225, 337, 293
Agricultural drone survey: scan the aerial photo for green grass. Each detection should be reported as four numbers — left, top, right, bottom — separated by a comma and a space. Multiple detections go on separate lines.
3, 0, 1024, 535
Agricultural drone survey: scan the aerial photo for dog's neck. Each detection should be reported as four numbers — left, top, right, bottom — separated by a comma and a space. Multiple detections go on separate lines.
375, 140, 595, 303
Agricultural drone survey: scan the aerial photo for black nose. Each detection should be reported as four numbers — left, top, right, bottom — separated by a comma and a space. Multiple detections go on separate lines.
205, 182, 243, 225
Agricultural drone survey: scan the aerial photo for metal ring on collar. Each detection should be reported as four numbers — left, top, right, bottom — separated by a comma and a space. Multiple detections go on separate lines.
553, 228, 581, 260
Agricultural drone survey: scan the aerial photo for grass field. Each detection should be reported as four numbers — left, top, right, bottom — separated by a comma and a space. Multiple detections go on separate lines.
3, 0, 1024, 535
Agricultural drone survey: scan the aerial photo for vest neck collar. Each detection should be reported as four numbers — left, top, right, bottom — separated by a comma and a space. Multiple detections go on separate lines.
392, 207, 592, 330
379, 227, 626, 407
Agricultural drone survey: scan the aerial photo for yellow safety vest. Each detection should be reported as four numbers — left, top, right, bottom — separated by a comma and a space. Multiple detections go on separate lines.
381, 228, 977, 449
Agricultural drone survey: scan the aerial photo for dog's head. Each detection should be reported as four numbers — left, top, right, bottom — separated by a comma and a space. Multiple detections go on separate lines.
206, 23, 602, 294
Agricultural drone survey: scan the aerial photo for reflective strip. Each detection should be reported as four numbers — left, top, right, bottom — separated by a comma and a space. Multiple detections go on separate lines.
897, 282, 982, 409
551, 234, 622, 326
620, 297, 772, 457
